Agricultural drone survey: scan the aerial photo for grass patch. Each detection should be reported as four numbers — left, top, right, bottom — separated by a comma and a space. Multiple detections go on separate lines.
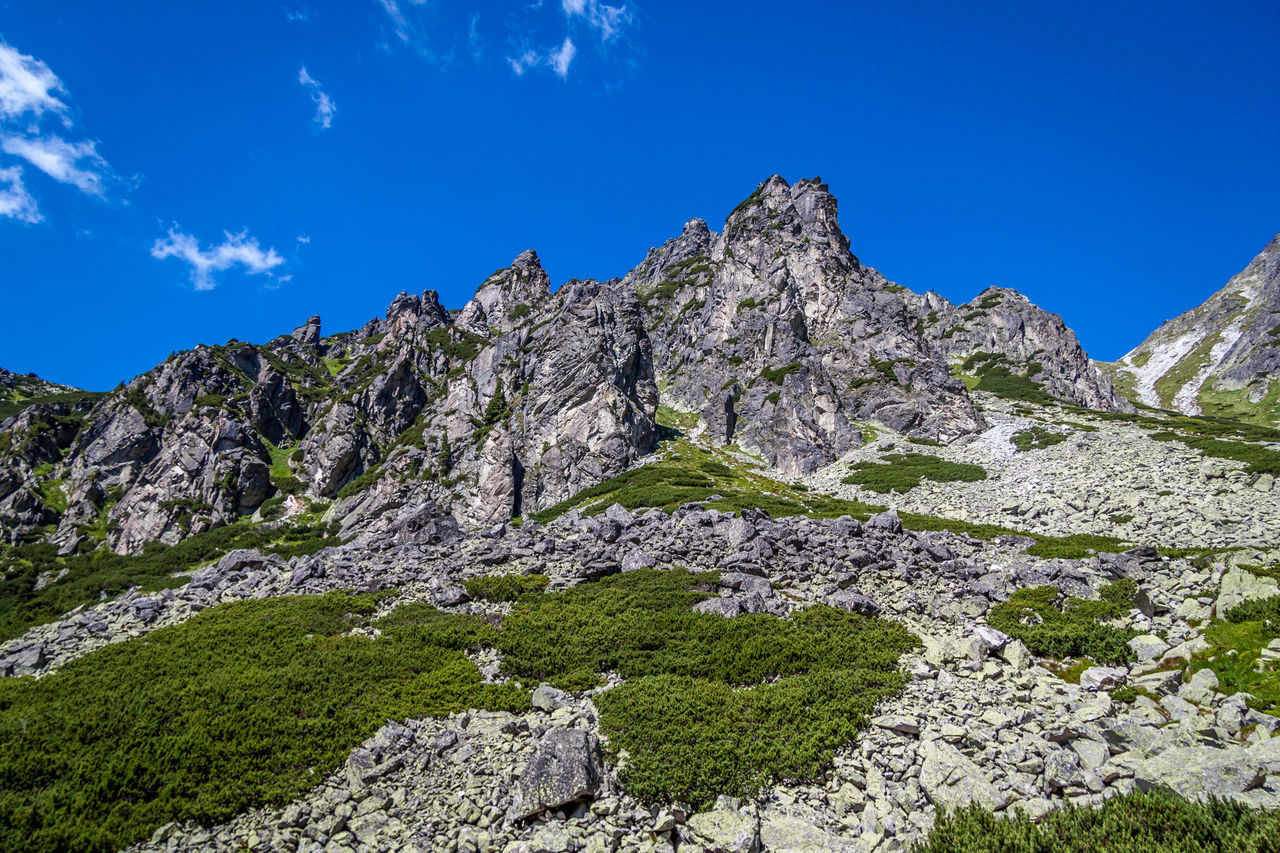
1150, 431, 1280, 476
0, 593, 528, 852
1190, 595, 1280, 715
914, 789, 1280, 853
496, 569, 918, 807
463, 573, 550, 602
0, 390, 103, 422
528, 439, 882, 525
842, 453, 986, 494
1011, 426, 1067, 452
987, 582, 1138, 664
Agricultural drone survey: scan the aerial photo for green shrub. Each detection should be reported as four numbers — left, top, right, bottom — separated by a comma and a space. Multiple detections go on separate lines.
987, 585, 1137, 664
842, 453, 986, 493
914, 789, 1280, 853
0, 521, 340, 641
0, 593, 527, 852
1011, 426, 1067, 452
463, 573, 550, 602
336, 467, 381, 499
1195, 595, 1280, 714
497, 569, 918, 807
760, 362, 803, 385
508, 303, 532, 320
1150, 431, 1280, 476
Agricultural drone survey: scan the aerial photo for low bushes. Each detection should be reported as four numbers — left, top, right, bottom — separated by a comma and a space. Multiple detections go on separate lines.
842, 453, 987, 494
914, 790, 1280, 852
1011, 426, 1067, 452
496, 569, 918, 807
0, 520, 341, 641
463, 573, 550, 602
987, 582, 1137, 664
0, 593, 528, 852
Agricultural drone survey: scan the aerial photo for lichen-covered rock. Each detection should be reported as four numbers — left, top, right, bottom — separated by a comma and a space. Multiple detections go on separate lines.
513, 728, 604, 820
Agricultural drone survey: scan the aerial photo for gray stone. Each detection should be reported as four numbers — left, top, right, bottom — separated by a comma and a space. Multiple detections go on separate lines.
1134, 746, 1266, 799
513, 728, 604, 820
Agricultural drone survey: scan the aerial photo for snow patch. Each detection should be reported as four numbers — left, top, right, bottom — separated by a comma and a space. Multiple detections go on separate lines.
1124, 332, 1204, 409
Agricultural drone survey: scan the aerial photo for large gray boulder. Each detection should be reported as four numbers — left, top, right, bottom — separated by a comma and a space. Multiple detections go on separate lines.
513, 728, 605, 820
1134, 745, 1267, 799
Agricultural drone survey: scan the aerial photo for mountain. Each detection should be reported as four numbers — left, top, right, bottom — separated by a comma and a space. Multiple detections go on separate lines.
629, 176, 984, 475
1104, 234, 1280, 424
918, 286, 1133, 412
3, 178, 1280, 853
1, 252, 655, 552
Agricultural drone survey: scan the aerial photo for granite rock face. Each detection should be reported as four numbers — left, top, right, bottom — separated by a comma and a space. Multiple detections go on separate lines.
628, 176, 984, 475
919, 287, 1132, 412
1, 251, 656, 550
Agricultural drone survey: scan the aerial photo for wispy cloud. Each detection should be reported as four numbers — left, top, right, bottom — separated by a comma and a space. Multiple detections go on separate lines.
151, 227, 286, 291
284, 7, 309, 23
0, 165, 40, 223
562, 0, 632, 41
468, 13, 484, 60
0, 38, 121, 219
0, 135, 113, 196
0, 41, 69, 123
549, 37, 576, 79
506, 36, 577, 79
298, 67, 336, 130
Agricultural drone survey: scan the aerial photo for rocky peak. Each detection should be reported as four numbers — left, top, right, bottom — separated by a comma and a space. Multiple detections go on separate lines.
920, 286, 1131, 412
290, 316, 321, 347
630, 176, 983, 475
455, 251, 552, 334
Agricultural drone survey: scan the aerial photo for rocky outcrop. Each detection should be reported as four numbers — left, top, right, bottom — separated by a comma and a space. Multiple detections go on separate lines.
629, 176, 983, 475
1105, 233, 1280, 422
919, 287, 1132, 411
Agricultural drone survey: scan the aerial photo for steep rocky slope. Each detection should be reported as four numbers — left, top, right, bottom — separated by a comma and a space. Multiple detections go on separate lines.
1, 251, 655, 553
1105, 233, 1280, 423
629, 176, 984, 475
918, 287, 1131, 412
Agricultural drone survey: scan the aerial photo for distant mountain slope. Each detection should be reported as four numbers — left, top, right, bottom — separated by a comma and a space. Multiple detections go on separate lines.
1104, 234, 1280, 424
918, 287, 1132, 412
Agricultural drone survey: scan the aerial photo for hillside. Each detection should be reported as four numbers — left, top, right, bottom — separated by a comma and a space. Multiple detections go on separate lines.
1104, 234, 1280, 425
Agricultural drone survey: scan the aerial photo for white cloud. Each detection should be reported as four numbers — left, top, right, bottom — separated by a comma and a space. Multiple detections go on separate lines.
469, 13, 484, 60
284, 7, 309, 23
151, 227, 286, 291
0, 40, 68, 123
298, 67, 336, 130
507, 48, 541, 76
378, 0, 411, 44
0, 39, 122, 220
0, 135, 113, 196
562, 0, 632, 41
0, 165, 41, 223
549, 37, 576, 79
506, 37, 577, 79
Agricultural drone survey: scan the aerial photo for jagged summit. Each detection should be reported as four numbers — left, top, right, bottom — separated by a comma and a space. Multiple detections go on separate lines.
630, 176, 983, 474
1104, 233, 1280, 424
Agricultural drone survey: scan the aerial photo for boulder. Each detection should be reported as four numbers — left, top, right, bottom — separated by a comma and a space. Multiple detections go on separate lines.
513, 729, 604, 820
1134, 746, 1266, 799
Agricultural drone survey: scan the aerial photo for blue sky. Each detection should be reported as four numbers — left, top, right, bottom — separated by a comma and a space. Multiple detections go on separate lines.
1, 1, 1277, 390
